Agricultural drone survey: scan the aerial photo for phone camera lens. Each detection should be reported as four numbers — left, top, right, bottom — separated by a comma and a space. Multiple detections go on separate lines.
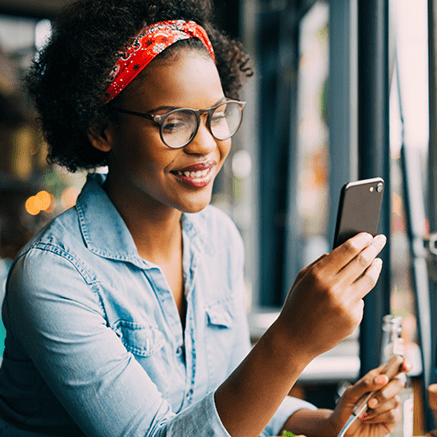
376, 183, 383, 193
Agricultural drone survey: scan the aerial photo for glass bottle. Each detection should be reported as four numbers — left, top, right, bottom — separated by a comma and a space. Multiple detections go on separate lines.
428, 384, 437, 436
380, 314, 414, 437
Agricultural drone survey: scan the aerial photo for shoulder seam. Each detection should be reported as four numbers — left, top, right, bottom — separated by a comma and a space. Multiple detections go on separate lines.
30, 242, 100, 286
15, 243, 109, 321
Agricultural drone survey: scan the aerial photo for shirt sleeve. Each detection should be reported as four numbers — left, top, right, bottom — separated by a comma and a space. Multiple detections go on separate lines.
4, 247, 233, 437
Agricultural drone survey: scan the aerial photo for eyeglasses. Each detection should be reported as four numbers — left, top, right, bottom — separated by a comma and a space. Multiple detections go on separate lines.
111, 100, 246, 149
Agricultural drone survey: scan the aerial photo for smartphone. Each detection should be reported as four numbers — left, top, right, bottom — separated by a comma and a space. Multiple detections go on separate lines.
333, 177, 384, 249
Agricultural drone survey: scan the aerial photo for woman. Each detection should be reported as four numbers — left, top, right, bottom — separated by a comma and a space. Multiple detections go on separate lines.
0, 0, 405, 436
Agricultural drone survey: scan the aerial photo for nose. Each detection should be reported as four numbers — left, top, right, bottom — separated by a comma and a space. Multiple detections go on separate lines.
183, 116, 217, 155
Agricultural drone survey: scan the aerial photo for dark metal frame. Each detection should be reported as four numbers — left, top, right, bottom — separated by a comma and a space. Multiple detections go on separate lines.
356, 0, 392, 376
428, 0, 437, 429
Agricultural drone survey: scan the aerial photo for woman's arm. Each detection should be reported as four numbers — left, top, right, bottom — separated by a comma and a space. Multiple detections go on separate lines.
215, 232, 386, 437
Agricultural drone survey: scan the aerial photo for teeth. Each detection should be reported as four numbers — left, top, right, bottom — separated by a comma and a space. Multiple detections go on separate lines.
177, 168, 211, 179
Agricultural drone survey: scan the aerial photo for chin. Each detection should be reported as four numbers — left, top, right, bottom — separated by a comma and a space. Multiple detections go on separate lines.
177, 196, 212, 214
179, 202, 210, 214
174, 186, 215, 214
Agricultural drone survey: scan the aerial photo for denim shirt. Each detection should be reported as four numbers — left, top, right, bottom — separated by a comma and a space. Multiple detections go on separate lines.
0, 174, 315, 436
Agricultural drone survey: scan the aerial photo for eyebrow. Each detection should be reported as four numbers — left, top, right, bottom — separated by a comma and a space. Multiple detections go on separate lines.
147, 97, 228, 114
147, 105, 177, 114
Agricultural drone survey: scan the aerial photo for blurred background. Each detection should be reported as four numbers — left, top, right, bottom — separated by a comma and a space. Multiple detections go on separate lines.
0, 0, 436, 433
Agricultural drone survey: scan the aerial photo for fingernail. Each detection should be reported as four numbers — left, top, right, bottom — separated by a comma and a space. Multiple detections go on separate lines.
373, 258, 383, 269
375, 374, 388, 385
373, 234, 387, 248
361, 233, 374, 243
368, 398, 378, 408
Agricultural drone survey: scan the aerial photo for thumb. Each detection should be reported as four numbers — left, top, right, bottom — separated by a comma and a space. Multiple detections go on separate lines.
345, 355, 404, 405
333, 355, 404, 423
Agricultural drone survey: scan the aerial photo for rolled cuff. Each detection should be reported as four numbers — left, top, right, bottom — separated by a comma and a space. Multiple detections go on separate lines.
155, 392, 316, 437
155, 391, 231, 437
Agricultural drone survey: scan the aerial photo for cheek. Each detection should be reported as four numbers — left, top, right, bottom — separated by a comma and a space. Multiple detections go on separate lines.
113, 130, 172, 169
109, 140, 176, 188
128, 149, 175, 182
217, 140, 232, 168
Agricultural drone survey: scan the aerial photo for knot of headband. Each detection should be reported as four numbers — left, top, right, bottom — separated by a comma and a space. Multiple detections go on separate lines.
105, 20, 215, 102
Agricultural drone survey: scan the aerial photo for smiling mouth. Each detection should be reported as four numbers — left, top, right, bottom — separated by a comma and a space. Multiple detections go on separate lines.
171, 165, 215, 188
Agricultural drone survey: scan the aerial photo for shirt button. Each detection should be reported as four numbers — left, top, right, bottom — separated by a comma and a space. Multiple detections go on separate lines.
187, 389, 193, 398
176, 346, 183, 355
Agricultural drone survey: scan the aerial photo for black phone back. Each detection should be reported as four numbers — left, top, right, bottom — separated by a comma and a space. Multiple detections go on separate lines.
333, 177, 384, 249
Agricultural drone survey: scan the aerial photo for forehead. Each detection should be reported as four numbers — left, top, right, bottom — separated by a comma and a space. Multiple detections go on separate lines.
120, 48, 224, 110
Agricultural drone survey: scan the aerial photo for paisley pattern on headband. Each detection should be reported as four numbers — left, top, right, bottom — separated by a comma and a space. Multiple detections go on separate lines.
105, 20, 215, 102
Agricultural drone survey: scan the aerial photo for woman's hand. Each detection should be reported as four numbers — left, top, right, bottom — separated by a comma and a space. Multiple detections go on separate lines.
280, 358, 409, 437
275, 232, 386, 362
330, 358, 409, 437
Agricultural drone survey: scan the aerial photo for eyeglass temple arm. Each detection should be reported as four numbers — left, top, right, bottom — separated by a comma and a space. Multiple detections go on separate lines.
111, 107, 155, 121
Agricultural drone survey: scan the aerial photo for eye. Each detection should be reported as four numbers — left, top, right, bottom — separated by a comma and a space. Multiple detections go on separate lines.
162, 114, 189, 133
211, 110, 227, 126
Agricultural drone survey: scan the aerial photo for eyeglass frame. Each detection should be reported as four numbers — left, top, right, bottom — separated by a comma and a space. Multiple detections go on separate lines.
110, 99, 246, 149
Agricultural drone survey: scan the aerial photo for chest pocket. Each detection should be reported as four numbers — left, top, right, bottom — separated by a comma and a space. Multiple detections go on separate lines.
113, 320, 170, 397
113, 320, 165, 357
205, 304, 233, 329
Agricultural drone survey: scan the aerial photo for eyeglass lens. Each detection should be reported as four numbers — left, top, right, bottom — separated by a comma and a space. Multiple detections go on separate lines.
161, 102, 242, 148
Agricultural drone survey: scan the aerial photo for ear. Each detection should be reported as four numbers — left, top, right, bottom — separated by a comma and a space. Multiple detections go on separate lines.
87, 123, 114, 153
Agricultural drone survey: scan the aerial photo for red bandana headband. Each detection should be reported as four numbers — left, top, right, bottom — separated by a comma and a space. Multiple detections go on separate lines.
105, 20, 215, 102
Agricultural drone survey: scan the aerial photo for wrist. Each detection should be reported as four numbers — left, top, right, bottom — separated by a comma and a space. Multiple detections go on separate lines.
282, 408, 336, 437
269, 315, 319, 368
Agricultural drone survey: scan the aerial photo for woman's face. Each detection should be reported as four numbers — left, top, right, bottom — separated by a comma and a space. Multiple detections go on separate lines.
101, 49, 232, 214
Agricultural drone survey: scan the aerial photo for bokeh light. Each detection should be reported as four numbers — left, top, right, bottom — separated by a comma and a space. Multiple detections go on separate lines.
25, 196, 42, 216
35, 191, 51, 211
25, 191, 56, 216
232, 150, 252, 180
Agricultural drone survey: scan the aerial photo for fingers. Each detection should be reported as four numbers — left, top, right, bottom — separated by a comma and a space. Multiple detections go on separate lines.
344, 358, 408, 426
336, 234, 386, 284
319, 233, 375, 276
316, 233, 386, 282
342, 357, 403, 404
343, 368, 391, 405
360, 398, 402, 426
292, 233, 385, 299
363, 366, 409, 423
363, 388, 402, 423
351, 257, 383, 299
331, 234, 386, 301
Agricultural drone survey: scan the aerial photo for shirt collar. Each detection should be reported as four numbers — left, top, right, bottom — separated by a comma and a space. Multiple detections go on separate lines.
75, 173, 210, 268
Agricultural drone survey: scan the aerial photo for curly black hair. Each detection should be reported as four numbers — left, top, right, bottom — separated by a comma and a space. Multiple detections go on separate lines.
26, 0, 253, 172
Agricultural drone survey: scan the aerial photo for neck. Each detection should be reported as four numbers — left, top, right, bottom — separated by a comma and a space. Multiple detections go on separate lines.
103, 172, 183, 264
